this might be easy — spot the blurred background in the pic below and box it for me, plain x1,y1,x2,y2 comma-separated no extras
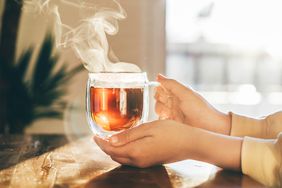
1,0,282,134
166,0,282,117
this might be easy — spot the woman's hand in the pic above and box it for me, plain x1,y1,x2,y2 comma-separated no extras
94,120,193,168
155,74,231,135
94,119,242,170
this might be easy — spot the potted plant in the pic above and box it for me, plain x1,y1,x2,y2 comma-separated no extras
0,0,83,134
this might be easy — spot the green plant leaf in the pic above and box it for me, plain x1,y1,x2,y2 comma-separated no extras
16,47,33,80
31,34,55,92
5,32,83,132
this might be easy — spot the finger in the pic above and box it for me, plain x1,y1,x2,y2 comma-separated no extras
156,75,171,94
155,101,167,114
93,135,107,146
167,95,186,122
94,136,112,155
109,124,152,147
157,73,167,80
155,85,172,98
157,74,189,100
110,156,133,166
155,101,171,118
155,100,184,122
155,86,169,96
125,137,154,168
94,136,130,158
111,137,154,168
155,92,173,105
171,107,185,123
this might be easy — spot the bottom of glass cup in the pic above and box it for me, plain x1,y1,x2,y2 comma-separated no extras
93,129,120,139
89,122,142,139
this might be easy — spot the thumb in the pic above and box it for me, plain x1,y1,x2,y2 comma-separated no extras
109,124,150,146
157,74,190,99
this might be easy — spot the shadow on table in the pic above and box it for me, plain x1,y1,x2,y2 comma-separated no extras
85,165,173,188
197,170,266,188
0,134,68,170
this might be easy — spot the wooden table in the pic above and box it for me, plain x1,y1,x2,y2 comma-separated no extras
0,135,265,188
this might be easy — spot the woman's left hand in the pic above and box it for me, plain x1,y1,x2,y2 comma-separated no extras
94,120,193,168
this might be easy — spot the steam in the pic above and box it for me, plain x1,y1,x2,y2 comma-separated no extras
23,0,141,73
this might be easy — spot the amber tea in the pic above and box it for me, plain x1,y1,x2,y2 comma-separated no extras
86,72,151,138
90,87,144,131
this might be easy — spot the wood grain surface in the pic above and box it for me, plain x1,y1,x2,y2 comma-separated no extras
0,135,265,188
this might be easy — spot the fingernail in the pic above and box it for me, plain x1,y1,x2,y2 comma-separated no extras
158,74,164,78
110,136,118,144
157,74,166,81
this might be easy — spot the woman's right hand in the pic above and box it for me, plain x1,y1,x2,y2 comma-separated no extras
155,74,231,135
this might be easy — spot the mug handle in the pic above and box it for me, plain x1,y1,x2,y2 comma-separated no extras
147,81,160,87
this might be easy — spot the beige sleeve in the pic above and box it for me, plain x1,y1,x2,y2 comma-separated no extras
230,111,282,138
241,133,282,187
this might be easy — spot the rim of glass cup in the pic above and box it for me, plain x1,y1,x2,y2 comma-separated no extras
88,72,149,88
88,71,148,77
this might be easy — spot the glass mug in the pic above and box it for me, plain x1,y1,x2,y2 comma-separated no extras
86,72,156,138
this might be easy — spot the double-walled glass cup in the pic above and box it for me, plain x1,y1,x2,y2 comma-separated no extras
86,72,150,138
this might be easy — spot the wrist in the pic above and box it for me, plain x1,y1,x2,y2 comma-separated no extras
183,126,207,161
183,126,242,170
223,112,232,135
213,110,232,135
